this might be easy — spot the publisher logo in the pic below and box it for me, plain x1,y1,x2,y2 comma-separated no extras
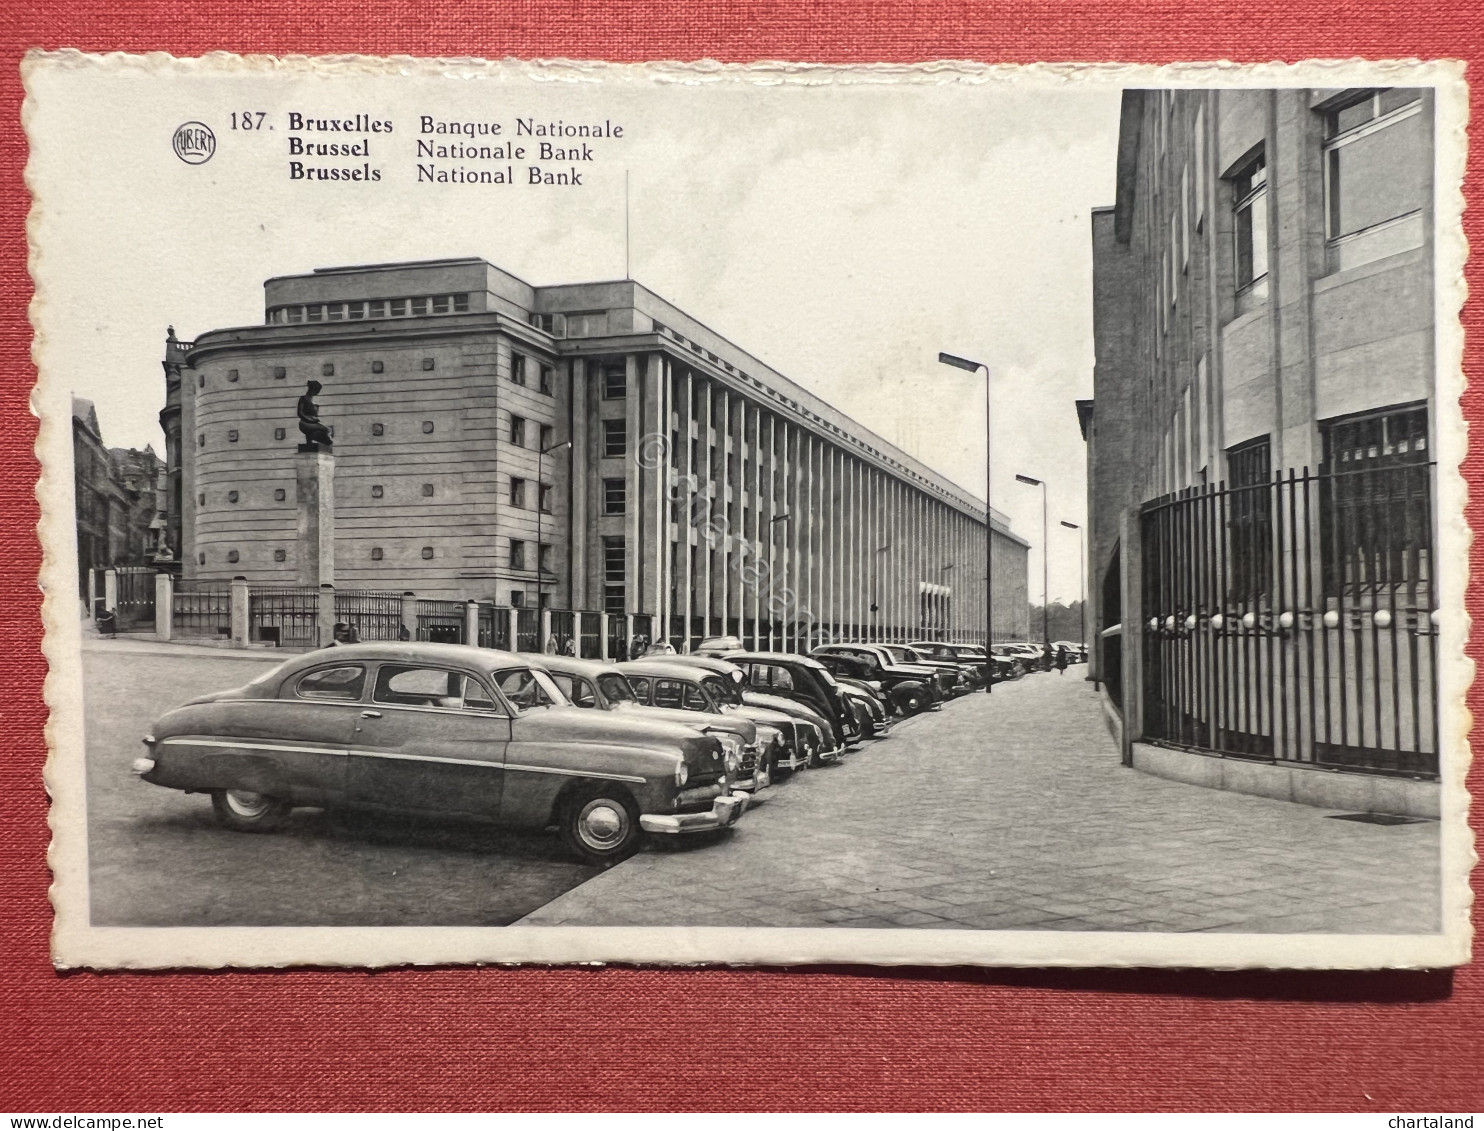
172,121,216,165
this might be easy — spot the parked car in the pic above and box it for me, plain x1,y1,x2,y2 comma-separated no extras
988,644,1029,679
1004,642,1048,671
692,635,746,655
806,652,894,737
719,652,860,753
1050,640,1088,663
907,641,991,689
663,654,833,772
132,642,749,866
813,643,945,713
532,655,779,791
873,643,973,696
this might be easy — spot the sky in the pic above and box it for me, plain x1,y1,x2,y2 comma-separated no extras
30,59,1120,604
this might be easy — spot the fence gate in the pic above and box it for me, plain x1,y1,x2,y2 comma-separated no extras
113,567,156,630
579,612,602,659
335,590,404,641
173,582,231,639
515,607,539,652
249,585,320,647
478,604,511,650
417,599,466,643
1139,463,1437,778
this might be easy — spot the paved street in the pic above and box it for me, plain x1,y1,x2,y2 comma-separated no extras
84,637,602,927
523,669,1442,932
84,636,1440,932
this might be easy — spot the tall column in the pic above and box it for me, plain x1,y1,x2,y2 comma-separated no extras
681,370,695,649
643,353,666,620
623,353,643,620
317,583,336,648
569,359,590,609
295,446,336,587
464,599,479,645
154,571,173,641
230,575,250,646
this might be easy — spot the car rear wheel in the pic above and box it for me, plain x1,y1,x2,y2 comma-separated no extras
210,788,292,833
893,685,929,716
560,785,641,866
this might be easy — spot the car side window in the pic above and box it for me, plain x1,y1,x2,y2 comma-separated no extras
492,667,555,713
374,665,466,709
295,665,366,701
681,683,710,711
768,665,795,692
653,679,685,709
463,676,498,711
569,678,597,708
627,676,651,703
747,665,770,690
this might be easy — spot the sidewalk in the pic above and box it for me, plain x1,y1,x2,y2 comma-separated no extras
520,672,1441,932
80,628,294,663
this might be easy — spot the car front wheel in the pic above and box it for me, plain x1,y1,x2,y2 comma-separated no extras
210,788,292,833
561,785,641,866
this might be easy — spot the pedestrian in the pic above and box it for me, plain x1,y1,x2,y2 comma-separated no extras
1054,645,1070,674
560,633,576,656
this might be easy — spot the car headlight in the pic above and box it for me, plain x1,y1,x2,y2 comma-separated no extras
675,759,689,787
716,733,744,774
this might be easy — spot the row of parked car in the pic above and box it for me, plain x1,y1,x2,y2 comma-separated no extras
130,635,1073,867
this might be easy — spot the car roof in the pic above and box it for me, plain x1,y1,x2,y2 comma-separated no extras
528,655,621,678
726,651,828,671
278,641,528,674
617,658,715,680
666,654,745,675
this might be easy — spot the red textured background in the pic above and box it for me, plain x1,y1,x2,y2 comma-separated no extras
1,2,1480,1113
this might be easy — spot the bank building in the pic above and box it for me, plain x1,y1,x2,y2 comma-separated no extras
158,257,1029,653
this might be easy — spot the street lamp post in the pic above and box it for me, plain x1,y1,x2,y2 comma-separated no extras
937,352,994,693
1016,473,1049,665
1060,520,1085,653
536,440,572,615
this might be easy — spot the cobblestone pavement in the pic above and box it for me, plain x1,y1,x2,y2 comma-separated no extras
522,671,1441,932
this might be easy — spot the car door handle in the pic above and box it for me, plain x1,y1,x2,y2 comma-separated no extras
360,710,382,719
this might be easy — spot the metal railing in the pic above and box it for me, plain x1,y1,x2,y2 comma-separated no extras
515,607,539,652
335,589,405,642
1139,463,1437,778
578,612,602,659
417,599,466,644
477,603,511,650
248,584,320,647
173,581,231,639
114,566,157,630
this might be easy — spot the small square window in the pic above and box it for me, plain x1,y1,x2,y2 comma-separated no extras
421,483,434,497
371,485,384,499
274,488,286,502
390,298,407,316
274,427,286,441
372,422,384,437
510,590,525,607
369,300,386,318
322,363,334,377
432,296,450,314
227,490,239,503
198,374,205,388
372,360,384,374
371,547,384,561
422,421,435,434
348,301,365,320
421,546,434,560
453,293,470,312
227,369,239,382
274,366,287,379
227,550,240,564
411,297,428,316
422,357,435,371
273,549,287,563
197,552,206,565
198,492,206,506
227,430,239,443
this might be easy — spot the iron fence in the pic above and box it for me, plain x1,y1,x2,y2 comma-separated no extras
478,603,511,650
515,607,539,652
578,612,602,659
248,584,320,647
1139,462,1437,778
417,599,466,644
114,567,157,630
173,581,231,639
335,589,405,642
548,609,575,652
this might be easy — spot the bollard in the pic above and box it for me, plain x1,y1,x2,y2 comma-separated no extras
464,599,479,646
154,572,174,641
229,576,250,647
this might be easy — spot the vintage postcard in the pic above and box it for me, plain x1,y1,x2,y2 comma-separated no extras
28,51,1473,969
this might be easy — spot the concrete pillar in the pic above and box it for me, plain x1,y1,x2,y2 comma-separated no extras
230,575,250,647
401,592,418,640
540,608,553,652
599,612,610,659
317,584,337,648
87,568,97,616
507,606,520,652
624,613,635,656
464,599,479,646
154,572,173,641
103,569,118,614
295,447,336,587
1118,506,1144,766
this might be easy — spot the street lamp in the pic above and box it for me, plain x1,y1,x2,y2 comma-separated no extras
1060,520,1085,653
768,513,790,651
938,351,994,693
1016,473,1049,664
536,439,572,614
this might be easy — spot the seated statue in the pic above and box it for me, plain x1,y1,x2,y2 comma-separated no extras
297,380,333,448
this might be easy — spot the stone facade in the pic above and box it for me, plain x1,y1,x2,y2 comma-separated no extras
164,257,1029,648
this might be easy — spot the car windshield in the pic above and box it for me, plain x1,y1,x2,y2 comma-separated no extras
490,666,568,713
596,672,635,704
701,675,738,707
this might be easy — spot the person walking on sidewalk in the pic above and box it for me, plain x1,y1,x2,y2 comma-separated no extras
1054,644,1070,674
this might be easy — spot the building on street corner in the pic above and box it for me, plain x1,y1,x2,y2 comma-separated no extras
160,257,1029,651
1082,86,1439,803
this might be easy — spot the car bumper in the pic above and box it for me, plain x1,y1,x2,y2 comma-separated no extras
640,792,750,834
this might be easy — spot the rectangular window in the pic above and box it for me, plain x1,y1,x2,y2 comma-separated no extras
368,300,385,318
539,365,554,395
410,297,428,316
1226,436,1272,600
602,536,625,613
1169,211,1179,301
432,295,450,315
390,298,406,316
1320,404,1431,600
347,301,365,320
1232,150,1269,293
510,477,526,508
539,424,553,451
306,304,324,322
538,543,552,574
1324,90,1426,271
287,306,305,324
511,354,527,386
453,293,470,312
510,415,526,447
509,538,526,571
538,483,553,514
603,477,626,515
326,303,345,321
601,364,627,399
602,418,627,458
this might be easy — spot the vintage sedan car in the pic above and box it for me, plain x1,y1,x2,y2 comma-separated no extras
872,643,972,696
662,654,831,771
719,652,859,752
132,642,749,866
907,641,991,689
534,655,782,791
811,643,941,714
803,651,894,736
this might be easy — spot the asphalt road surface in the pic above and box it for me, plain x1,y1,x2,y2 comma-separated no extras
84,639,609,926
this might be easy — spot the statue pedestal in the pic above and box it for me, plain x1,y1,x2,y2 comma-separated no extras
295,445,335,587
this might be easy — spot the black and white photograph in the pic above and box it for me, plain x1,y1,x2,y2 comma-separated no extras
27,53,1471,969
